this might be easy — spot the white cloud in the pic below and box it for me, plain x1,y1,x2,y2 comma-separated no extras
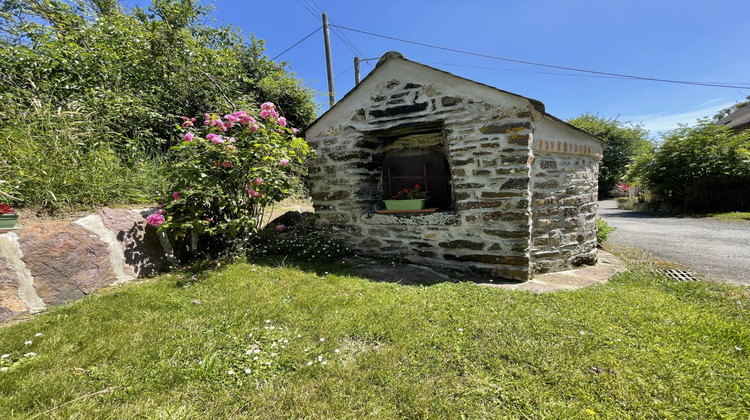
621,101,736,134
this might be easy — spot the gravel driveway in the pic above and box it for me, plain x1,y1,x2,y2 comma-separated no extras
598,200,750,285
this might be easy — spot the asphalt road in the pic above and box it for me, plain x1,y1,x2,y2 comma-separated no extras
597,200,750,285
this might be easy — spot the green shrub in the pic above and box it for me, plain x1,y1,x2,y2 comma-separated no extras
0,0,317,213
634,120,750,206
596,218,615,247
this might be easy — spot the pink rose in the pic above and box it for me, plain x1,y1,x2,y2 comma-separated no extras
206,133,224,144
225,114,239,123
279,158,289,166
261,102,276,111
221,161,233,168
223,121,233,129
254,177,263,185
146,213,165,227
291,128,298,134
278,117,287,127
248,188,261,197
184,132,194,142
260,109,270,119
275,224,286,232
156,209,165,215
172,191,180,200
250,124,259,132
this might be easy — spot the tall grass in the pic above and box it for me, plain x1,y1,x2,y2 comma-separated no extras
0,103,165,214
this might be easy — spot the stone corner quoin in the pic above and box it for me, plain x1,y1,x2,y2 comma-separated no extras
305,52,603,282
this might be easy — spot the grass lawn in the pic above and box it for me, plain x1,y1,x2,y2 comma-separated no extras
681,212,750,223
615,198,750,222
1,255,748,418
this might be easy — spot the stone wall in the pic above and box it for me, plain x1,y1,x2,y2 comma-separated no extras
529,152,599,273
0,208,174,322
529,117,602,273
308,75,538,281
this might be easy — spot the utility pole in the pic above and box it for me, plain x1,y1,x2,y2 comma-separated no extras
322,13,335,107
354,57,377,85
354,56,360,85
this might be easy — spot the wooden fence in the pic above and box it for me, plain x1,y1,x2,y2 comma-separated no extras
684,176,750,211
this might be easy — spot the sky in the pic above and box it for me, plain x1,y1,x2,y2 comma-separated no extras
204,0,749,138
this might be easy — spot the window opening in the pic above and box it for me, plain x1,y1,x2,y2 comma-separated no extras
382,152,452,209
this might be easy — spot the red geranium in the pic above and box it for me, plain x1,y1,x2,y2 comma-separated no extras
0,204,16,215
392,184,429,200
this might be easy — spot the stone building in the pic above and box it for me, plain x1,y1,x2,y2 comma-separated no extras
716,105,750,134
304,52,605,282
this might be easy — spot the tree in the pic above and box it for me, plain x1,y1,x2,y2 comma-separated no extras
0,0,317,212
635,120,750,205
567,114,653,197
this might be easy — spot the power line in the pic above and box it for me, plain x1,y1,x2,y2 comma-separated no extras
335,65,354,80
270,26,321,62
331,24,750,90
418,60,630,80
303,0,368,63
295,0,318,19
301,0,323,16
295,1,370,69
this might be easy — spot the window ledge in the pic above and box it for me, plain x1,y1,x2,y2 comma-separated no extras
360,210,461,226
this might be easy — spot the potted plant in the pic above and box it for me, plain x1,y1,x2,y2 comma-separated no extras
384,184,429,210
0,204,18,229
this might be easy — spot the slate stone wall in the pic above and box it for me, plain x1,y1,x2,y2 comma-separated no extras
529,152,599,273
0,208,174,322
307,78,537,281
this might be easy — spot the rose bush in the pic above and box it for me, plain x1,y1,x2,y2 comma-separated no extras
151,102,312,257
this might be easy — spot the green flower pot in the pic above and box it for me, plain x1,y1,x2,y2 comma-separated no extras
0,213,18,229
384,199,426,211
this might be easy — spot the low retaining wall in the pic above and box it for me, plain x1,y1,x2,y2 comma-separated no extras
0,208,174,323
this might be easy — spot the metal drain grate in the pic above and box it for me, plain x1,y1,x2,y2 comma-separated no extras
662,269,696,281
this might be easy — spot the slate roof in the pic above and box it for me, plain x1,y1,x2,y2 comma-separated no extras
716,105,750,130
